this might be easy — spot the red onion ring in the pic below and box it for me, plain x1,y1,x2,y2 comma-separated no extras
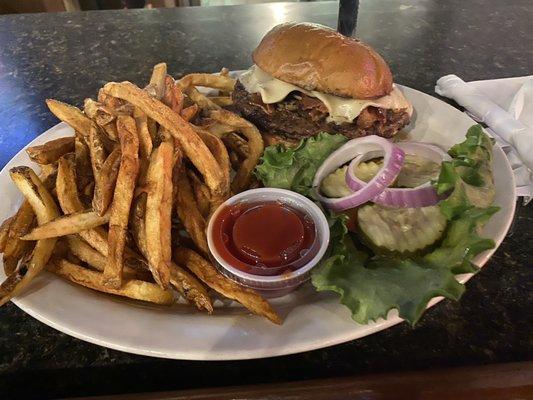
312,136,405,211
345,142,451,208
396,142,450,164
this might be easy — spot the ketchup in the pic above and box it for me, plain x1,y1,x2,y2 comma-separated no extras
210,201,318,276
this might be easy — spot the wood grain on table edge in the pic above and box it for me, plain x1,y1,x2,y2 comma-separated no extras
71,361,533,399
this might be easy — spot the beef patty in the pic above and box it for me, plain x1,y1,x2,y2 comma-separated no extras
231,82,411,140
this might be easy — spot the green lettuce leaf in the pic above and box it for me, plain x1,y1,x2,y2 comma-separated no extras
437,124,496,219
311,231,465,325
254,132,347,196
448,124,493,163
257,127,499,326
424,206,499,274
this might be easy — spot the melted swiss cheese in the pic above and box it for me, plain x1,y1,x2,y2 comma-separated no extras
239,65,412,124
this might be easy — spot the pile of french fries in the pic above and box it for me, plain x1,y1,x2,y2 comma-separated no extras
0,63,281,324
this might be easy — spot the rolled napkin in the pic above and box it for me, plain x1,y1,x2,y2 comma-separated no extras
436,75,533,201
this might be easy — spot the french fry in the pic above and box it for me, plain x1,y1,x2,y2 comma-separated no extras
66,235,151,281
222,132,250,159
74,131,93,194
219,67,230,77
144,140,173,288
177,73,236,92
57,154,146,270
192,125,231,176
101,122,119,142
142,63,162,144
183,85,220,111
133,108,153,162
46,99,92,139
130,193,212,311
83,98,116,126
146,118,158,144
201,120,236,137
57,154,85,213
2,167,56,274
104,116,140,288
218,67,231,96
130,193,149,256
160,143,175,274
2,202,34,275
85,97,133,121
97,94,135,119
180,104,199,122
99,90,126,110
174,248,281,324
191,124,231,200
102,82,227,197
26,137,75,165
83,228,110,256
0,216,14,253
47,258,174,305
9,167,60,225
0,167,60,307
40,163,57,177
146,118,158,145
88,123,107,179
169,262,212,313
162,75,184,114
187,170,210,218
209,109,264,193
92,147,121,216
170,145,183,214
115,103,135,116
228,150,241,171
147,62,167,100
172,84,185,114
175,172,209,256
57,154,109,255
66,235,110,271
208,96,233,107
133,107,153,187
21,210,110,241
100,135,116,153
97,88,111,105
158,125,172,143
0,64,292,321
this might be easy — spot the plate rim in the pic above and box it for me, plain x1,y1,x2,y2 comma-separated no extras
1,84,517,360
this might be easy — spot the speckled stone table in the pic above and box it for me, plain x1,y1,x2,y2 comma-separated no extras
0,1,531,398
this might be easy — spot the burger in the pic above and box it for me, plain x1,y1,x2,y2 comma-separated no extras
232,22,413,146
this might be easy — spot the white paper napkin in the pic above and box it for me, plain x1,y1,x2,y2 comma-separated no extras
435,75,533,202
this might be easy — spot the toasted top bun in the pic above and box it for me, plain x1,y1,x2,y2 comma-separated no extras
252,22,393,99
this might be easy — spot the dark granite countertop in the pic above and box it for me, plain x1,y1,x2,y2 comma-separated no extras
0,1,531,398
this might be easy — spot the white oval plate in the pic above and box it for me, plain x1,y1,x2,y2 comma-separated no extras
0,84,516,360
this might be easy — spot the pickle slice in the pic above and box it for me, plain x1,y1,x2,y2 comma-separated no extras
358,203,447,254
354,160,382,183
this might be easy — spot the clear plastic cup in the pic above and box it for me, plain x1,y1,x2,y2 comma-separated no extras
207,188,330,298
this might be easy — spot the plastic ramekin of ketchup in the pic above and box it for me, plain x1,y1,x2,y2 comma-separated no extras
207,188,330,298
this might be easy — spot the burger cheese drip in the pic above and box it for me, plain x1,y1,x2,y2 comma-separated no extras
239,65,413,124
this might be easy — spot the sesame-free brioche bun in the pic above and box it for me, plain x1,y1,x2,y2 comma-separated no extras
252,22,393,99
